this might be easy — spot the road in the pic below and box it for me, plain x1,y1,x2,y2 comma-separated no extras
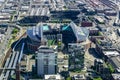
0,0,22,65
0,26,13,63
0,0,9,10
0,42,25,80
0,0,11,56
84,44,102,69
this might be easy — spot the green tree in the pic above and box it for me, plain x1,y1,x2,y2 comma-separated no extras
66,77,71,80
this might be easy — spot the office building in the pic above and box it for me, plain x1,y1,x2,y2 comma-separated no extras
94,59,104,73
35,46,57,77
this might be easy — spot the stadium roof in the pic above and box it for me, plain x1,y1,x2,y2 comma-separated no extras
27,24,50,42
69,22,89,41
27,26,43,42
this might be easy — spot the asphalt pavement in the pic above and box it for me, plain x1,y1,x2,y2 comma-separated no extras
0,26,13,63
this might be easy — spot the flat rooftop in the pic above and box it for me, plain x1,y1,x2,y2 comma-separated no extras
103,51,120,56
110,56,120,68
112,73,120,80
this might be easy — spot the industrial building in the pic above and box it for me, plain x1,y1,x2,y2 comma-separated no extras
50,10,80,21
103,51,120,73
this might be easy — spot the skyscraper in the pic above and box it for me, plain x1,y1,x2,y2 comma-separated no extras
35,46,57,77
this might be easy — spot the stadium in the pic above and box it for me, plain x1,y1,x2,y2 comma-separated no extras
26,22,89,52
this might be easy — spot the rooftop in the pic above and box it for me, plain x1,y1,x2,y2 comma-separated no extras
73,74,86,80
104,51,120,72
103,51,120,56
94,16,104,23
26,24,50,42
45,74,64,80
36,46,55,54
109,56,120,70
69,22,89,41
112,73,120,80
30,7,50,16
27,26,43,42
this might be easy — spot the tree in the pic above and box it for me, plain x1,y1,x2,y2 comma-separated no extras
12,28,19,34
93,77,102,80
66,77,71,80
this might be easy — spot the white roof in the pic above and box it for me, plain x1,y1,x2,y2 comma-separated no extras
0,0,4,2
95,16,104,22
45,74,62,79
112,74,120,80
104,51,120,56
118,29,120,32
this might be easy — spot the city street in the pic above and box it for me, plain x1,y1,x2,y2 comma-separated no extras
0,26,13,63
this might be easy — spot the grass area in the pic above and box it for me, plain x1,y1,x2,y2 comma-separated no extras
7,38,14,48
93,77,102,80
98,32,102,36
11,28,19,39
10,15,14,21
96,40,101,45
7,28,19,48
107,63,115,73
10,11,16,21
66,77,72,80
47,40,56,46
12,28,19,34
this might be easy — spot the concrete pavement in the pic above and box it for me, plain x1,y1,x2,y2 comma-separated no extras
0,26,13,66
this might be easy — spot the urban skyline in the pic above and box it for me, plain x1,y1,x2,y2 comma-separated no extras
0,0,120,80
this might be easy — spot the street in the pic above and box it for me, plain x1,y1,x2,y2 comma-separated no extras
0,26,13,63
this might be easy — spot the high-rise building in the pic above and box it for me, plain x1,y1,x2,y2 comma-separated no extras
57,34,62,50
35,46,57,77
94,59,104,73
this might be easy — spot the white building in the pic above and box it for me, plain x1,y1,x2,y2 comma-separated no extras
36,46,57,77
44,74,64,80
